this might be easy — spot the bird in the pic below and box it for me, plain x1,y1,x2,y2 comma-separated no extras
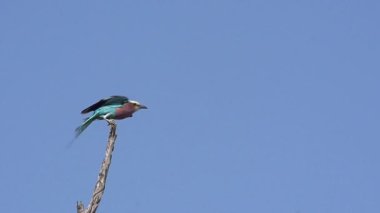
75,95,147,138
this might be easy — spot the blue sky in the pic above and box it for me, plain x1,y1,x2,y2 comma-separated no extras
0,0,379,212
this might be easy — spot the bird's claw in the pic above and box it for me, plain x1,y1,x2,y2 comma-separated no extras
105,119,115,125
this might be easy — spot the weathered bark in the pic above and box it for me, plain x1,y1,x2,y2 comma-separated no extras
77,121,118,213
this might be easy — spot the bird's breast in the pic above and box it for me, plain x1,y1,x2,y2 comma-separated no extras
114,107,133,120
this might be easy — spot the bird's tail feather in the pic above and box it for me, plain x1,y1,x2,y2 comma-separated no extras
75,113,99,138
65,113,99,148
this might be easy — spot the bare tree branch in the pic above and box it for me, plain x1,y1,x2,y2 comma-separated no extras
77,201,84,213
77,121,118,213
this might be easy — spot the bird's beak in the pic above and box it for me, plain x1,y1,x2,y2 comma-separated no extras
139,104,148,109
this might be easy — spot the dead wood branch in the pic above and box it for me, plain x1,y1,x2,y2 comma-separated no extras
77,121,118,213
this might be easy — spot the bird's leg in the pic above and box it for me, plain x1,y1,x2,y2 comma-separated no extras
102,113,115,125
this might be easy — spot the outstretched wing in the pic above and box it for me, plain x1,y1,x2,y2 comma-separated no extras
81,95,129,114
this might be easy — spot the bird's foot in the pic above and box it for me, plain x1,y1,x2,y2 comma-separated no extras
105,119,115,125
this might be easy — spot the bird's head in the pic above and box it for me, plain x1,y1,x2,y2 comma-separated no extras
128,100,148,112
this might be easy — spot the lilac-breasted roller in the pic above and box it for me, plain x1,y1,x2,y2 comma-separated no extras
75,96,147,138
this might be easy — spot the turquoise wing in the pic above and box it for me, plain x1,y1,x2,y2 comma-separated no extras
81,96,129,114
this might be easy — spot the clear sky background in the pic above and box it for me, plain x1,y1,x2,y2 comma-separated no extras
0,0,379,212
